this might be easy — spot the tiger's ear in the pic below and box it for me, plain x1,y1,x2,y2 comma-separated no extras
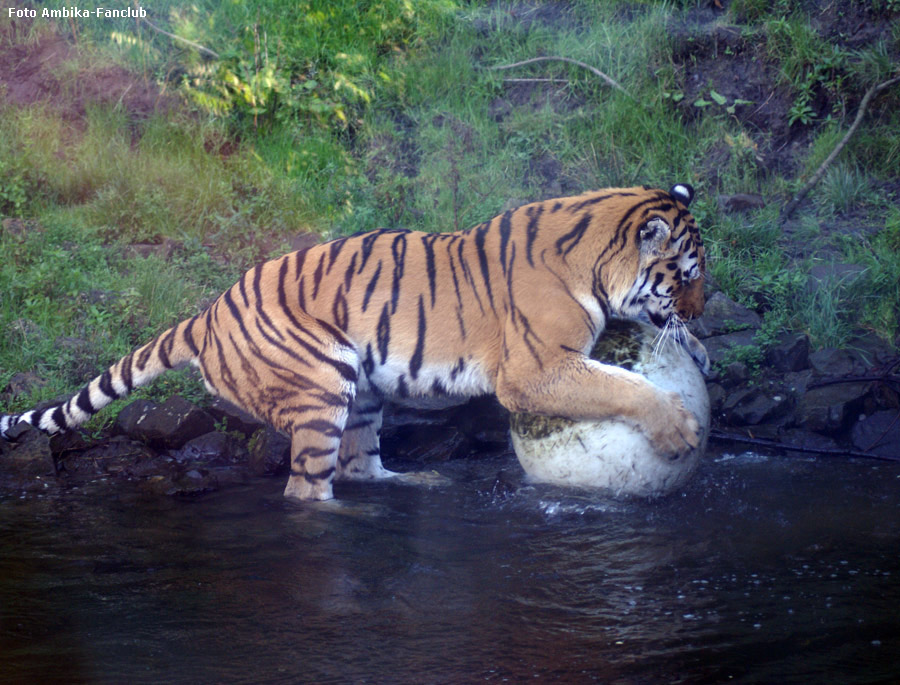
639,217,671,255
670,183,694,206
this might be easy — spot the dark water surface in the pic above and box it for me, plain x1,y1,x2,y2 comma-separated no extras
1,450,899,684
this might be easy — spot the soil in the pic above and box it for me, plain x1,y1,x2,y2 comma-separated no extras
0,16,172,124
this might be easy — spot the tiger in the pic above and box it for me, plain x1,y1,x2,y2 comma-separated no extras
1,184,707,501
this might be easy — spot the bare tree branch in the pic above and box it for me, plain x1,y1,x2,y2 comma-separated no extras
141,16,220,60
781,74,900,221
487,56,629,96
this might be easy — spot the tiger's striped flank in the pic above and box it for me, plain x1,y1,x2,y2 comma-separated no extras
2,185,706,501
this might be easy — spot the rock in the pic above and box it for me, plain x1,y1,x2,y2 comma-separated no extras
718,193,765,213
248,427,290,476
702,329,757,366
690,292,761,339
113,399,159,436
793,382,870,434
206,397,265,437
766,332,810,372
808,348,865,377
724,388,791,426
722,360,750,387
171,431,248,466
57,436,158,480
0,424,54,477
119,396,216,449
851,411,900,458
707,383,727,414
780,428,841,456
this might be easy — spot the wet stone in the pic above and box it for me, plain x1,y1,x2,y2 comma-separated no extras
171,431,248,466
766,332,810,373
689,292,761,339
0,425,54,478
122,396,216,450
248,427,290,477
793,382,870,434
851,410,900,458
206,397,264,437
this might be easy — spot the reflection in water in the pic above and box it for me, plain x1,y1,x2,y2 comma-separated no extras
1,451,899,683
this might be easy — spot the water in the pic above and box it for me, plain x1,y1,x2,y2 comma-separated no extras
2,450,899,684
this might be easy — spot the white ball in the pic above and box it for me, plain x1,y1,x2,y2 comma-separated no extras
510,320,710,498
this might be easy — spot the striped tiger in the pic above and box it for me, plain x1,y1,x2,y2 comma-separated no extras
1,184,707,501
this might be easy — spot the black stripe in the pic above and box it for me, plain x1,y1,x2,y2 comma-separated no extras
362,260,382,312
254,261,285,341
555,212,592,258
51,405,67,431
474,221,495,309
525,204,543,267
377,302,391,364
284,327,357,383
568,192,633,213
121,352,135,392
304,467,336,483
76,386,95,415
333,286,349,331
98,370,120,400
296,419,343,438
445,239,464,310
363,344,375,377
396,375,408,398
183,315,200,356
390,232,407,314
359,231,381,272
409,295,426,380
294,247,309,281
312,253,325,299
158,327,177,369
327,237,347,274
456,237,485,314
423,234,438,307
238,270,250,309
499,210,513,276
343,252,357,292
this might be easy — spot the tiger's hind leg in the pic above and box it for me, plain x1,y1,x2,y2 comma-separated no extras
336,393,393,481
335,392,452,489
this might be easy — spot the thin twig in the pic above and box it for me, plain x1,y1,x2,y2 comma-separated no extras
781,73,900,221
141,16,220,60
503,78,570,84
487,56,629,96
709,429,900,462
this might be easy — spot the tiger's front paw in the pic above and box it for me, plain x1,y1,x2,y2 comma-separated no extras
646,391,700,459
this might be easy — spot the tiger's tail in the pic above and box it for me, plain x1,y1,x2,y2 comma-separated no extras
0,313,205,439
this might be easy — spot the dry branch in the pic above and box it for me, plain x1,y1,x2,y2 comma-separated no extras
487,56,629,96
781,74,900,221
709,429,900,462
141,16,220,60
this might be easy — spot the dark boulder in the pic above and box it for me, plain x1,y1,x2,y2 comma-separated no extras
690,291,761,339
248,427,290,476
765,332,810,372
850,410,900,458
116,396,216,449
792,382,870,434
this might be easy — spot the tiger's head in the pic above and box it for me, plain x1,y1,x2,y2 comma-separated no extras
605,183,706,328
